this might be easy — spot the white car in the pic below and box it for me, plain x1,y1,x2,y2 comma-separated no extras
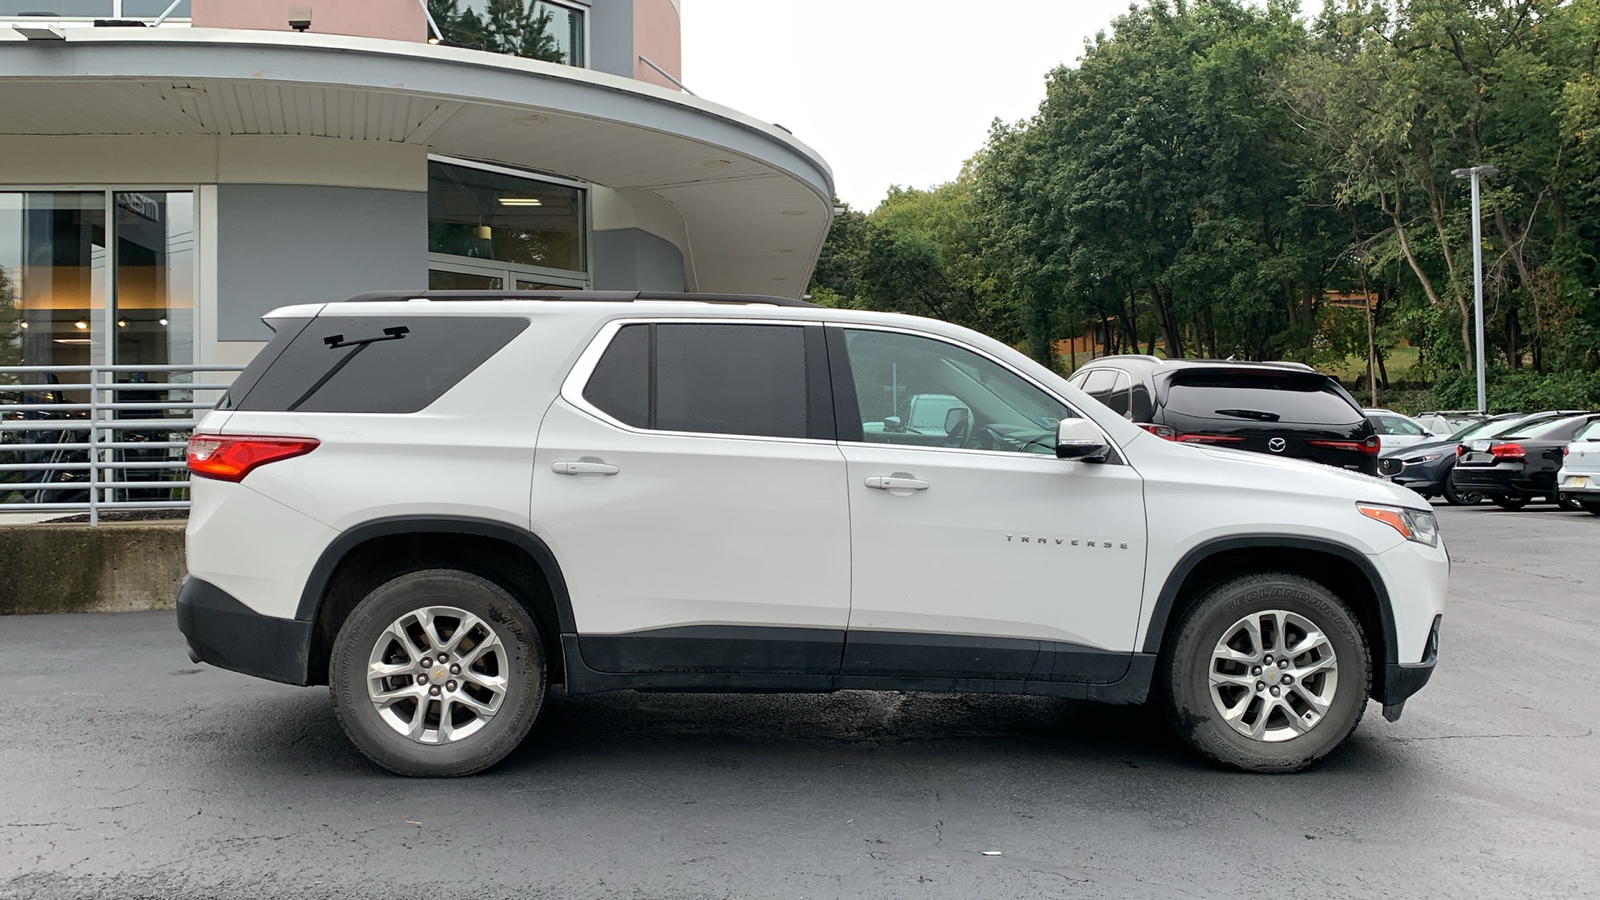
1366,409,1444,451
1558,419,1600,515
177,291,1448,777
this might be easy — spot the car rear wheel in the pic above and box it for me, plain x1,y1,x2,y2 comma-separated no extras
1580,498,1600,517
329,569,546,777
1492,495,1529,510
1161,573,1370,773
1442,478,1481,506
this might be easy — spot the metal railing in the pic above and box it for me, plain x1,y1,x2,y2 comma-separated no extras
0,365,244,524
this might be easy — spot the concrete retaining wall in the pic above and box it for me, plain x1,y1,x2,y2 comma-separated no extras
0,523,185,615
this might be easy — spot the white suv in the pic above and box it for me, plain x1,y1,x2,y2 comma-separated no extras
177,291,1447,776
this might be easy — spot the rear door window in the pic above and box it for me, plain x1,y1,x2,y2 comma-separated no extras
582,322,816,440
1162,373,1363,425
232,316,529,413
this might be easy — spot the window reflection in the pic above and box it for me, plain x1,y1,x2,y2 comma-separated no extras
428,161,586,274
0,192,106,371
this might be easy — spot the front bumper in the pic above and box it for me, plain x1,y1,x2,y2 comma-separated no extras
176,576,314,686
1378,614,1441,720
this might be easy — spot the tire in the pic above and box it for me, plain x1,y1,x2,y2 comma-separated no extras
1492,495,1528,510
1442,476,1481,506
1557,492,1582,512
1160,573,1370,774
329,569,546,777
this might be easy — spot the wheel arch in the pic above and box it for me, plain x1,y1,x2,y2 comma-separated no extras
1142,536,1398,701
296,516,575,687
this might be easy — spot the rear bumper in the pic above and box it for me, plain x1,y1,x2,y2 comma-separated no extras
176,576,313,686
1451,467,1550,497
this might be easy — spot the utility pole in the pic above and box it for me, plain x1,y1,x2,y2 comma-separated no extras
1452,164,1498,414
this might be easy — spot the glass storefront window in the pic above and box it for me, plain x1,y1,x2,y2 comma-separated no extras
428,160,587,283
113,191,193,369
428,270,504,290
0,192,107,371
0,190,194,370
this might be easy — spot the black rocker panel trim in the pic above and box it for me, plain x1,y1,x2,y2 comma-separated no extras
574,624,1131,685
294,516,577,634
1140,534,1401,691
562,634,1157,705
177,576,314,686
841,630,1131,684
578,625,845,675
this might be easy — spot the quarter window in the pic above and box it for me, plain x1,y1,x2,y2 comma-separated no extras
230,316,528,414
583,323,812,440
841,329,1071,455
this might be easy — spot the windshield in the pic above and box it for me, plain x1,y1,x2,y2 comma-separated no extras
1449,419,1511,441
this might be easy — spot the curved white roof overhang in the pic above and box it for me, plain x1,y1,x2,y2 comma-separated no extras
0,28,835,297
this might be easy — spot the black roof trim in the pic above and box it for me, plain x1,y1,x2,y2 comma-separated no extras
341,290,819,308
1078,356,1318,373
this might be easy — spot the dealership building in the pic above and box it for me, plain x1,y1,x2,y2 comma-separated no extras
0,0,834,373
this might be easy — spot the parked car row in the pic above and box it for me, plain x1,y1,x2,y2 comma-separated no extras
1068,356,1598,516
1378,411,1600,512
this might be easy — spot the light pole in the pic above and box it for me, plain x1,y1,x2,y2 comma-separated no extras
1452,164,1498,414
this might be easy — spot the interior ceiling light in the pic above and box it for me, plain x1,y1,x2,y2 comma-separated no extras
53,338,91,344
497,198,543,206
116,319,128,327
514,114,548,126
158,318,169,326
473,225,492,240
18,322,27,329
171,86,205,97
74,320,88,330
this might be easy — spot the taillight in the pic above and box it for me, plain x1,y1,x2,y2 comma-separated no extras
187,434,320,482
1488,442,1525,460
1176,433,1246,444
1308,436,1382,455
1457,445,1467,457
1137,423,1177,440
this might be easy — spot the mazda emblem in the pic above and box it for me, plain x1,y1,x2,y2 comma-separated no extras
1268,437,1287,453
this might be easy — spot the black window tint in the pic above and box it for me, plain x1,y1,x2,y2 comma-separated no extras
583,324,649,428
1163,373,1363,425
236,316,528,414
218,317,311,410
653,324,808,438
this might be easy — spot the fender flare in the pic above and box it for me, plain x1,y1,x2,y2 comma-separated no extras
293,515,577,634
1140,535,1398,669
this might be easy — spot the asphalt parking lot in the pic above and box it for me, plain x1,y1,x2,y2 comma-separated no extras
2,504,1596,900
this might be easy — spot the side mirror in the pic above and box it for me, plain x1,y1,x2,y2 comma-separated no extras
1056,418,1110,463
943,406,969,435
883,415,903,433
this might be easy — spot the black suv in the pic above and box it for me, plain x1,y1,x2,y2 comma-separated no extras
1069,357,1379,475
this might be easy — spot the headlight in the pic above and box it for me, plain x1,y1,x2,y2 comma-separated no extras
1357,503,1439,547
1402,453,1443,465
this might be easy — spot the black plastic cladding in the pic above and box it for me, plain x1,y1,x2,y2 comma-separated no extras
341,290,820,308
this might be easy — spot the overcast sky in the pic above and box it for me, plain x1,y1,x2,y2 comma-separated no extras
680,0,1137,211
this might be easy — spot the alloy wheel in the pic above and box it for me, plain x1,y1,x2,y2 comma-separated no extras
366,606,508,745
1208,609,1339,743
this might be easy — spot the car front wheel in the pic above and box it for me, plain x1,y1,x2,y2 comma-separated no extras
1161,573,1370,773
329,569,546,777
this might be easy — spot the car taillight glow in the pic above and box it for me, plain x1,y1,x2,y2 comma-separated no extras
1137,423,1177,440
1176,433,1246,444
1489,442,1525,460
1308,436,1382,455
187,435,320,482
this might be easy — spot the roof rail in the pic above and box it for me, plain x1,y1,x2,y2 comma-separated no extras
341,290,819,308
